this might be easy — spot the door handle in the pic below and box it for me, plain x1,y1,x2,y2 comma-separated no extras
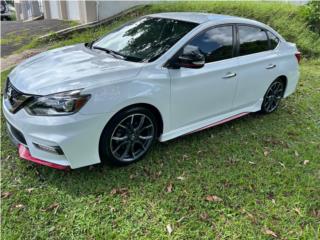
266,64,276,69
223,72,236,79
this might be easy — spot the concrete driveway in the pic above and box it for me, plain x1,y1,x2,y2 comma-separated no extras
1,19,72,57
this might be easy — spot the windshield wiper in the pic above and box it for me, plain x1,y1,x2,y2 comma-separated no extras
84,40,95,49
92,46,125,60
92,46,143,62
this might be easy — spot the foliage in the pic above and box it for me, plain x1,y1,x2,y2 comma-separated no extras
5,0,14,5
302,0,320,34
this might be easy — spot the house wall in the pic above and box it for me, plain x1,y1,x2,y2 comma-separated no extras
97,0,144,20
48,0,60,19
41,0,147,24
14,0,42,21
80,0,98,23
65,0,81,20
14,0,311,22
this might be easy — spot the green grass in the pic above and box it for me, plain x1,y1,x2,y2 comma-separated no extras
1,62,319,239
0,38,11,45
1,1,320,239
1,32,30,48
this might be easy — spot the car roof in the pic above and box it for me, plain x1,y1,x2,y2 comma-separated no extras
148,12,252,24
148,12,275,31
147,12,284,40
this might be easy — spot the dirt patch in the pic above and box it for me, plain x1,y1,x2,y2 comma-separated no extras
1,48,47,72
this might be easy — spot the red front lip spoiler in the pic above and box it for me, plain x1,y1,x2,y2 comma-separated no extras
18,144,70,170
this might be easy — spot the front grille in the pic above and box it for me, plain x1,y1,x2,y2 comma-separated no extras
6,80,21,105
4,78,33,113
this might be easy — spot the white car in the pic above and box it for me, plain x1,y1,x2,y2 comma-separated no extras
3,13,300,169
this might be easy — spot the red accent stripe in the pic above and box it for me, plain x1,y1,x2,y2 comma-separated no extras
18,144,70,170
188,112,249,135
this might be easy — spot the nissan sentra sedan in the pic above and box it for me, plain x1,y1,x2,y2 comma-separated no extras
3,13,300,169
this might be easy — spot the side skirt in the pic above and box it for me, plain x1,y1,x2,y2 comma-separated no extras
186,112,249,135
159,101,263,142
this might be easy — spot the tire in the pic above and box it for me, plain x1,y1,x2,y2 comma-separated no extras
261,78,285,114
99,107,158,166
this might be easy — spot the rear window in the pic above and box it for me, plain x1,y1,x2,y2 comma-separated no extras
267,31,280,49
238,25,269,56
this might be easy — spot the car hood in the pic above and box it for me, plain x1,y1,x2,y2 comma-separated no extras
9,44,144,95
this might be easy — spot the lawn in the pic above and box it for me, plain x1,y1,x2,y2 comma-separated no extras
1,1,320,239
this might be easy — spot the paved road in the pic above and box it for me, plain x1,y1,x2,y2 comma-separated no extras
1,20,72,57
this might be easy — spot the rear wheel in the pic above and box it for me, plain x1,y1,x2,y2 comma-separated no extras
99,107,157,166
261,79,285,113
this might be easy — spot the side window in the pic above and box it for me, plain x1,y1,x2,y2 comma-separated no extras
238,25,269,56
267,31,279,49
187,26,234,63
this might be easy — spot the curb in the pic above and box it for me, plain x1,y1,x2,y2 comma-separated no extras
37,5,147,43
22,15,44,22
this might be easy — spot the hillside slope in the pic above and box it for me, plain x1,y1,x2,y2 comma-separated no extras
44,1,320,60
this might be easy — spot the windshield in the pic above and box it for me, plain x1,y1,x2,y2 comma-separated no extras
92,17,198,62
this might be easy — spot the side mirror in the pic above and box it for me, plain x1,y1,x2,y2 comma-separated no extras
172,45,205,69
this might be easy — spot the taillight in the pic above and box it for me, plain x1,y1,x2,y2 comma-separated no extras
295,52,301,64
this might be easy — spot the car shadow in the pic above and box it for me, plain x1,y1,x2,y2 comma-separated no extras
26,112,269,197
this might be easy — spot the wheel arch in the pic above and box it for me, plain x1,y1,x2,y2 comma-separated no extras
277,75,288,96
107,103,164,138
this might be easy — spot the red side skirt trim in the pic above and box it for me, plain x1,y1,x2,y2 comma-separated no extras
18,144,70,170
187,112,249,135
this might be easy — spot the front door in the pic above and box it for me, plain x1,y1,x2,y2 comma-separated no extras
169,25,239,130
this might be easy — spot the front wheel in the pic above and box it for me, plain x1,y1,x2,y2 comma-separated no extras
261,79,285,113
99,107,157,166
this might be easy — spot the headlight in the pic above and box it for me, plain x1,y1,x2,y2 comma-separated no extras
25,90,90,116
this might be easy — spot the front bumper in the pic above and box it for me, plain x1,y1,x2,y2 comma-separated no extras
18,144,70,170
3,100,113,169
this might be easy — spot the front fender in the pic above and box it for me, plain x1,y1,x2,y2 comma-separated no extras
79,70,171,133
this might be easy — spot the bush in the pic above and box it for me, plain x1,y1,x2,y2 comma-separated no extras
302,0,320,34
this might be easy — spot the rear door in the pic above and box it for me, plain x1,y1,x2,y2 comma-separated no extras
233,25,281,109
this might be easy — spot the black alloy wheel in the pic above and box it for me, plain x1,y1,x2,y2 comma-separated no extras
99,107,157,166
261,79,285,113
